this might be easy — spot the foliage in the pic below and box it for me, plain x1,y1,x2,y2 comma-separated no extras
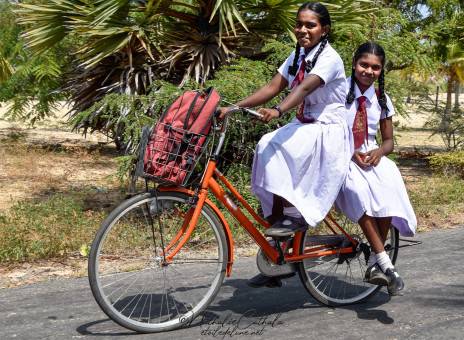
78,46,294,181
427,150,464,178
425,102,464,150
69,82,183,149
0,0,74,124
17,0,375,82
12,0,376,132
206,51,294,170
0,194,105,262
332,7,437,118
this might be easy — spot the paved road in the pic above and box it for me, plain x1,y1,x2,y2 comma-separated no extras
1,227,463,339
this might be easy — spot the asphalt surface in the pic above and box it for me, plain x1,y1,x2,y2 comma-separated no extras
1,226,463,339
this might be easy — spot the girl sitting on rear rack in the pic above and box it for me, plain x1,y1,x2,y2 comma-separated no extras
335,42,417,296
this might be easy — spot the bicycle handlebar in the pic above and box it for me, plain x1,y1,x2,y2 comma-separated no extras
215,106,263,133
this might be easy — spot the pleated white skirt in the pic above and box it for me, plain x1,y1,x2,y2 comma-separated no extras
251,117,352,227
335,141,417,237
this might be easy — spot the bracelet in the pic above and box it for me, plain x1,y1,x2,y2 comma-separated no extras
271,105,283,118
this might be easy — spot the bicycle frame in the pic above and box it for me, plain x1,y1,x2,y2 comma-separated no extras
157,159,358,276
155,107,358,276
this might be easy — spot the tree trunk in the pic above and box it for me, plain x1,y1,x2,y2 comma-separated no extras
454,80,460,112
446,76,453,112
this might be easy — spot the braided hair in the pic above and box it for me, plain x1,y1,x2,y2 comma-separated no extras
346,42,390,115
288,2,331,76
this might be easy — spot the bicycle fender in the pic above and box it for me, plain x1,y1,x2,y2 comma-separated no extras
157,186,234,276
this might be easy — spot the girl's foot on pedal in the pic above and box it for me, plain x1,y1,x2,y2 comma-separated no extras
264,215,309,237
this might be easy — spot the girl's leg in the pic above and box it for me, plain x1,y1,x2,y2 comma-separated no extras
267,195,284,225
358,214,390,282
358,214,384,254
264,196,307,237
358,214,393,270
377,217,392,244
248,196,303,288
266,195,301,224
359,214,403,295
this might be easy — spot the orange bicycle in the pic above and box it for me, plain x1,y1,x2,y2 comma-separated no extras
88,105,405,333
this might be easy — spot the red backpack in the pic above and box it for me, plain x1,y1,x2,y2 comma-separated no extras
141,87,221,186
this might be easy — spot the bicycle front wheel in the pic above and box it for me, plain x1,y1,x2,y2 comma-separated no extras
297,214,399,306
88,191,227,333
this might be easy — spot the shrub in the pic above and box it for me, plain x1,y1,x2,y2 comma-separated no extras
427,150,464,178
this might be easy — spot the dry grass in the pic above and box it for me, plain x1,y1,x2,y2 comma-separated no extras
0,127,120,211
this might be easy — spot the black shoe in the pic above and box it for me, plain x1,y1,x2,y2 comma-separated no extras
385,267,404,296
364,264,389,286
264,215,309,237
247,273,296,288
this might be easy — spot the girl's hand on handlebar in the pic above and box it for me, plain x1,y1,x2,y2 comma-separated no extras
217,106,233,120
256,107,279,123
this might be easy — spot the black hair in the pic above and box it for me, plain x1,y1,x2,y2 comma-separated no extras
288,2,331,76
346,42,390,115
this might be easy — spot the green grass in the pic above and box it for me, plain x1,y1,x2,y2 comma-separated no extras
0,193,106,262
409,174,464,215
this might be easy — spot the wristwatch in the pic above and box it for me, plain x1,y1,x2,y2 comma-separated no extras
271,105,283,118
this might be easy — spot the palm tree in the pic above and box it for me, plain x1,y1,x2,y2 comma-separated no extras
0,0,15,83
444,43,464,112
16,0,375,147
0,56,14,83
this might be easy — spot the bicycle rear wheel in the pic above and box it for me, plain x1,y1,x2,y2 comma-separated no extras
88,191,227,333
297,213,399,306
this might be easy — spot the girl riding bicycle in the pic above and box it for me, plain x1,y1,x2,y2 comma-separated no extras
335,42,417,296
220,2,352,287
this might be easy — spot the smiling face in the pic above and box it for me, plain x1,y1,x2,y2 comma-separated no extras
353,53,383,93
295,9,330,54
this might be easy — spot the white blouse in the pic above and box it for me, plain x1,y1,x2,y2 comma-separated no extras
278,42,348,123
345,77,395,139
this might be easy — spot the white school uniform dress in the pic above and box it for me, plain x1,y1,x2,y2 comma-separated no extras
251,43,352,227
335,78,417,236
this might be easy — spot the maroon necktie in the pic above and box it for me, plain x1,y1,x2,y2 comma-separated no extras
290,58,315,123
352,96,368,149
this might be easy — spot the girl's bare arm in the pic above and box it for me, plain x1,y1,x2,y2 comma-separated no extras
364,116,394,167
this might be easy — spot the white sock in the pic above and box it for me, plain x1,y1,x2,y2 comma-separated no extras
283,206,302,218
368,251,377,267
376,251,394,273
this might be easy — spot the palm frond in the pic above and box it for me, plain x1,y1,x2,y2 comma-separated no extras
0,57,14,82
16,1,84,53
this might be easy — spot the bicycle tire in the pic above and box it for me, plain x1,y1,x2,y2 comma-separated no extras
88,191,227,333
297,215,399,306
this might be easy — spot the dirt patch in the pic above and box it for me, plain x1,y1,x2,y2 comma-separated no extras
0,256,88,289
0,103,120,211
